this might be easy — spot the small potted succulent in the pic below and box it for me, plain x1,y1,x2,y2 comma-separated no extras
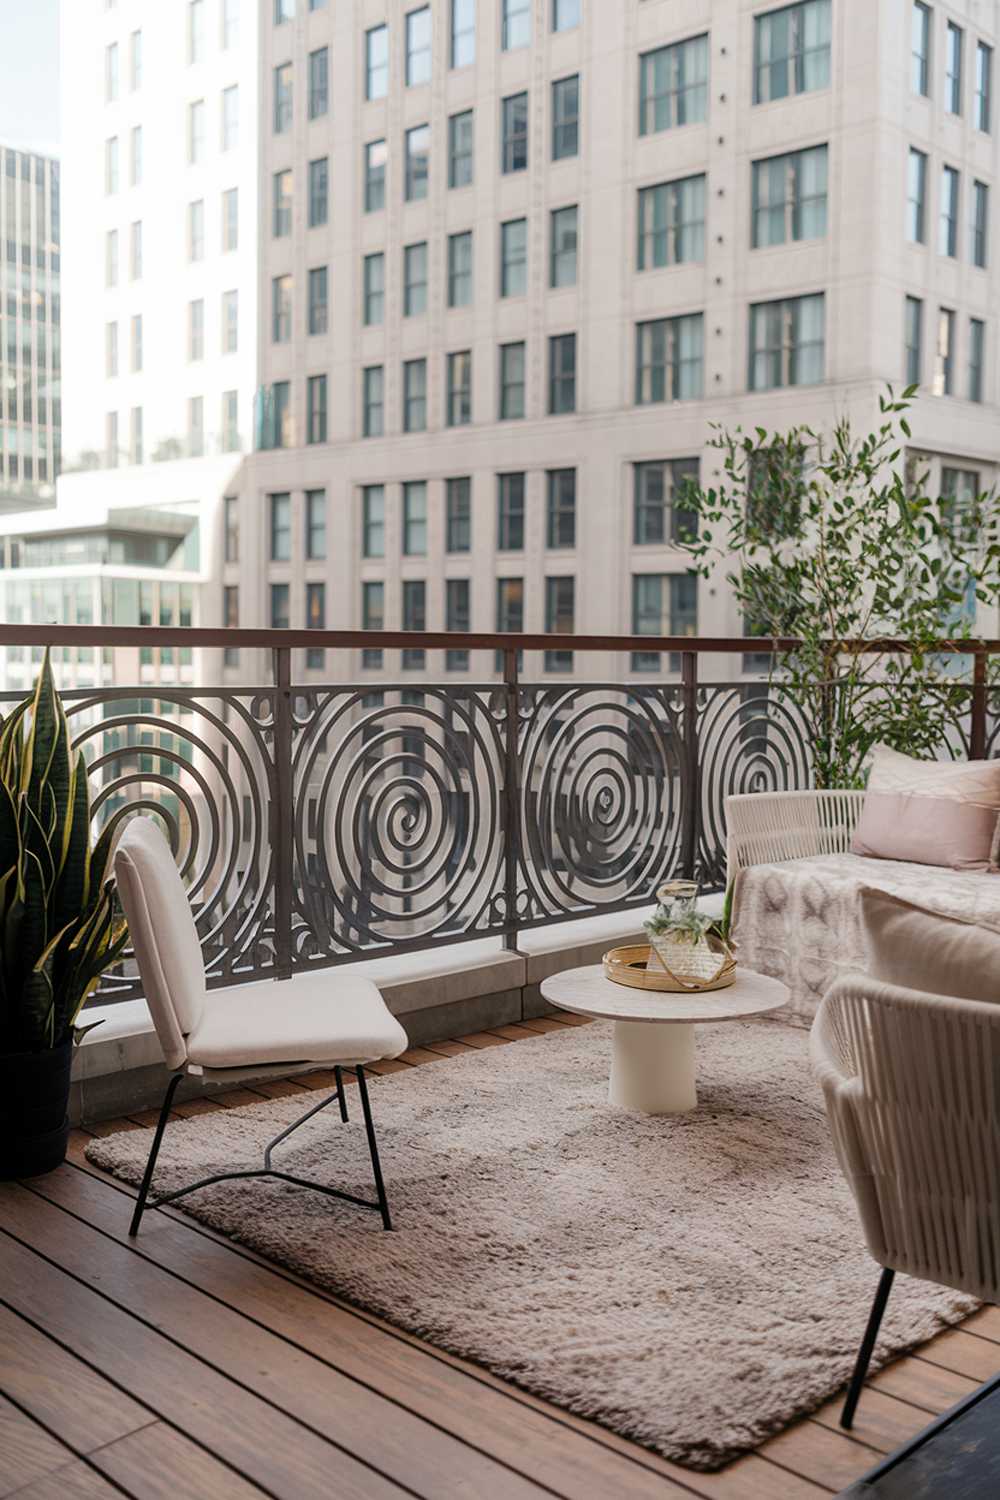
0,650,128,1178
644,880,733,987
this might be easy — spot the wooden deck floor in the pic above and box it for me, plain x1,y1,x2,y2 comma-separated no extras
2,1013,997,1500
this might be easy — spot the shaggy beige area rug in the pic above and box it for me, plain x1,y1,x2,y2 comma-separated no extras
87,1019,975,1471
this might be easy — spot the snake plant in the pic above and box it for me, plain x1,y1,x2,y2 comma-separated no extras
0,650,128,1052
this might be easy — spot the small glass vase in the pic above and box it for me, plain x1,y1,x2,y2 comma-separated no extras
648,880,721,983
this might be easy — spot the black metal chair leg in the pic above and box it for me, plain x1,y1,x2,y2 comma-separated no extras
841,1266,896,1430
129,1072,183,1238
262,1086,341,1170
355,1066,392,1231
334,1066,349,1122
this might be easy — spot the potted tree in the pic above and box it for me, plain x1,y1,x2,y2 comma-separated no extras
0,651,128,1178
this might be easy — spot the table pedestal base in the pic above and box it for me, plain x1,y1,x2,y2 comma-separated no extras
609,1020,696,1114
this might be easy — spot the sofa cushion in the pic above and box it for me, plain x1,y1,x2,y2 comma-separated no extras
851,744,1000,871
859,884,1000,1004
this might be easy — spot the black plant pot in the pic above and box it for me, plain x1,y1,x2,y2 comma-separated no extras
0,1036,73,1179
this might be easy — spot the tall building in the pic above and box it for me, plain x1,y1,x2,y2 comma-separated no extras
56,0,1000,687
0,142,61,506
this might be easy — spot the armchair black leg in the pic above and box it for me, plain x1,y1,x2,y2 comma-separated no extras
355,1066,392,1231
334,1066,349,1123
841,1266,895,1430
129,1071,183,1238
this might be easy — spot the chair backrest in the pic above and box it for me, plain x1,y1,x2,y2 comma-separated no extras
812,975,1000,1301
114,817,207,1072
726,789,866,882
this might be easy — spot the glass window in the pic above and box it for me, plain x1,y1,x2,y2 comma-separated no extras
446,476,472,550
105,136,119,194
309,156,328,226
404,241,428,315
130,29,142,89
131,123,144,184
501,218,527,295
638,174,705,267
405,124,430,200
969,317,985,402
976,42,992,131
635,314,704,402
449,109,474,187
363,366,384,436
639,34,708,134
553,0,580,33
222,85,239,150
308,265,328,334
105,320,118,379
105,41,118,102
447,350,472,426
751,146,827,247
502,92,529,173
546,469,576,547
907,148,927,242
548,333,576,414
362,487,385,558
402,580,426,666
496,577,524,638
270,583,290,630
365,140,387,212
946,21,963,113
544,576,575,672
404,358,427,431
933,307,955,395
270,492,291,561
362,582,385,669
307,374,327,443
130,406,144,465
221,395,238,459
502,0,530,51
224,496,239,562
305,582,325,667
367,25,389,100
904,295,922,385
633,459,699,545
972,179,988,267
748,294,825,390
452,0,475,67
222,0,239,49
406,8,432,86
188,198,205,259
552,75,579,160
446,578,471,668
364,252,385,324
403,481,428,554
222,186,239,250
631,575,697,671
221,289,238,352
498,473,525,549
274,62,293,133
912,3,930,95
939,164,959,256
550,205,578,286
189,0,205,57
106,228,118,286
275,0,295,21
188,298,204,360
260,381,292,449
273,169,292,235
223,579,239,641
753,0,831,104
307,47,329,121
272,274,292,342
500,342,526,419
448,230,473,306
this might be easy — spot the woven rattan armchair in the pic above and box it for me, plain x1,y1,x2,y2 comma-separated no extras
725,789,867,885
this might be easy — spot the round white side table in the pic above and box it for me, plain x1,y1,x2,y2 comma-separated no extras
540,964,789,1115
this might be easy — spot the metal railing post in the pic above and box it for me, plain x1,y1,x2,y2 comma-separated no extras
501,647,522,950
679,651,700,882
272,644,294,980
971,648,988,761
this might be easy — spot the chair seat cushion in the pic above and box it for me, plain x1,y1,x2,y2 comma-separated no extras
185,972,408,1069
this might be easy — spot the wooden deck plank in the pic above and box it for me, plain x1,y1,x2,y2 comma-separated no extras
868,1354,980,1413
7,1460,129,1500
0,1394,76,1499
754,1416,882,1491
421,1039,477,1057
911,1330,1000,1383
809,1386,939,1455
91,1422,270,1500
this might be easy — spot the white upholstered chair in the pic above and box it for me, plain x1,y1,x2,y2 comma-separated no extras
114,817,408,1237
725,789,866,884
812,973,1000,1428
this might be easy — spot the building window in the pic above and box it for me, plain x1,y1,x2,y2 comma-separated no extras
751,146,827,247
222,85,239,150
188,299,204,361
404,359,427,432
403,481,428,555
272,274,292,342
552,75,579,160
912,3,930,96
106,229,118,287
273,169,292,236
497,473,525,550
188,198,205,259
501,218,527,296
189,397,205,457
946,21,963,114
548,333,576,414
405,124,430,200
499,342,526,419
188,0,205,60
636,314,704,403
362,487,385,558
550,205,578,286
307,374,327,443
972,179,988,267
309,47,329,118
452,0,475,68
270,583,290,631
365,140,387,212
106,411,119,468
447,477,472,551
907,148,927,243
130,29,142,89
223,0,239,49
308,265,328,334
223,585,239,663
270,493,291,561
105,136,119,194
939,165,959,257
933,307,955,395
448,231,473,306
306,582,325,668
404,242,428,316
633,459,699,545
224,497,239,562
366,24,389,100
259,381,292,449
502,0,530,51
402,580,426,667
406,7,432,86
364,252,385,324
748,294,825,390
131,123,144,185
976,42,992,131
639,34,708,135
638,175,705,267
222,391,239,452
222,186,238,250
502,92,529,173
544,577,575,672
753,0,831,105
105,41,119,102
969,318,985,403
105,320,118,379
904,295,922,385
220,289,238,353
631,575,697,671
362,582,385,667
449,109,474,187
275,0,295,22
447,351,472,426
496,578,524,645
547,469,576,548
363,366,384,436
446,579,471,669
308,157,328,227
274,62,293,133
553,0,580,33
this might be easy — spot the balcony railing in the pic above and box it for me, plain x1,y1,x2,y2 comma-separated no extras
1,625,998,1007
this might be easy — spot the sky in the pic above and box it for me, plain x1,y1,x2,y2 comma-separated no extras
0,0,60,156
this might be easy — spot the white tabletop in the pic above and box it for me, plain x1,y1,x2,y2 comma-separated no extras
541,964,789,1025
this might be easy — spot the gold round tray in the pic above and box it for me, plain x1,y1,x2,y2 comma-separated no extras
603,942,736,994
